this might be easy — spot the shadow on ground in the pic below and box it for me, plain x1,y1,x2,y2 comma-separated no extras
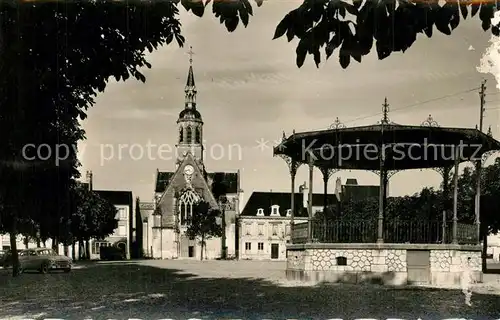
0,262,499,319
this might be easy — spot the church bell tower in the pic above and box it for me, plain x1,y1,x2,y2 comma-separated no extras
176,46,204,170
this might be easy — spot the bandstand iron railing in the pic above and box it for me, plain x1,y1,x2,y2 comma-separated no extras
291,220,478,245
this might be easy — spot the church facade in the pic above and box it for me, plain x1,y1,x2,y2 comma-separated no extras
145,52,242,260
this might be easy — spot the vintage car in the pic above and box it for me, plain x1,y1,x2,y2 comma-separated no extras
18,248,72,273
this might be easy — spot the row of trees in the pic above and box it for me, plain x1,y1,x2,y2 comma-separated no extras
0,0,498,273
0,182,118,275
315,158,500,268
317,158,500,228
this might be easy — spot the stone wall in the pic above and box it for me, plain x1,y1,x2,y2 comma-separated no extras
307,248,406,273
286,248,407,285
430,249,481,285
286,244,482,286
287,250,305,270
430,250,481,272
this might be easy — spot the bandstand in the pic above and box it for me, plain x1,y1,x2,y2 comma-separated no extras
273,100,500,286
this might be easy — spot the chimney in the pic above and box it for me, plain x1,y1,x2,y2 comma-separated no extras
301,181,308,209
86,170,93,191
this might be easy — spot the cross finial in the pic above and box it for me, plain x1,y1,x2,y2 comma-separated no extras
382,97,390,124
187,46,194,65
487,125,493,137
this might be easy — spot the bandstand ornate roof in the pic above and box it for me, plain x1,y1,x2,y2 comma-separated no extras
273,114,500,171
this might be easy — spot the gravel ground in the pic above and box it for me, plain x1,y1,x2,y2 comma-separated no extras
1,259,499,319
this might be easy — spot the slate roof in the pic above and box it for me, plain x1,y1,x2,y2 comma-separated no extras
241,191,339,217
345,178,358,185
95,190,133,206
155,170,239,194
341,185,379,203
206,172,239,194
155,171,174,193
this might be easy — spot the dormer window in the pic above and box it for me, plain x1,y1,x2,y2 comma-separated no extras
270,205,280,216
286,209,291,217
256,208,264,216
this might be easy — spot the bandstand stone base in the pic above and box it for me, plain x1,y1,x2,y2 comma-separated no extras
286,243,482,286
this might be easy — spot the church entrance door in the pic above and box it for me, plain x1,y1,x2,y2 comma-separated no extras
271,244,279,259
188,246,194,258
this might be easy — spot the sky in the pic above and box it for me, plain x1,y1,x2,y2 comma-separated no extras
79,1,500,204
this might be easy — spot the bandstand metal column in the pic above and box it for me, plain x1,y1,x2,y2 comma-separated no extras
324,117,345,216
452,148,460,244
276,132,301,244
307,154,314,243
320,167,337,213
376,97,391,244
423,115,452,244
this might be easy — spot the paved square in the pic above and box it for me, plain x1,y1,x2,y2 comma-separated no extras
1,260,499,319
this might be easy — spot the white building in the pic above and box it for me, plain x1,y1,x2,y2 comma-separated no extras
1,234,66,254
138,56,243,260
238,182,338,260
90,190,134,260
487,233,500,261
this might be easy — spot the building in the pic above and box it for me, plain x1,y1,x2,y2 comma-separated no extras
487,233,500,262
135,199,155,258
238,178,380,261
92,190,134,259
1,172,134,260
1,235,65,254
336,177,380,203
83,171,135,260
239,181,338,260
140,51,242,260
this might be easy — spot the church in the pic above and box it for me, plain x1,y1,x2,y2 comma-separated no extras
140,49,243,260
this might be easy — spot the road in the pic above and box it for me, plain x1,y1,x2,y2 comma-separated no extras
1,259,499,319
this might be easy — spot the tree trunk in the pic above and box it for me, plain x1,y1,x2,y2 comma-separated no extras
63,245,69,257
36,238,41,248
52,238,59,253
42,240,46,247
78,238,85,260
482,227,488,273
221,208,226,259
71,241,76,260
9,222,21,277
200,235,204,261
23,237,28,249
85,239,90,259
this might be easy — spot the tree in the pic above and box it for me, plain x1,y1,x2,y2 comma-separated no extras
0,0,188,276
456,158,500,270
272,0,500,68
211,173,228,259
67,183,118,260
0,0,495,276
185,201,223,260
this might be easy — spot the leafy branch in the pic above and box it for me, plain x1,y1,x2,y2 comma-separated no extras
272,0,499,68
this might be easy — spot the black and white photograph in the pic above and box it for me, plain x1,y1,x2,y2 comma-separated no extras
1,0,500,319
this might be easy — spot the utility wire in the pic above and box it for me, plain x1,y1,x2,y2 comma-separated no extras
342,87,480,126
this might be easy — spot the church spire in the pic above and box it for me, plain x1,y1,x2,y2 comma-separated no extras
185,46,196,109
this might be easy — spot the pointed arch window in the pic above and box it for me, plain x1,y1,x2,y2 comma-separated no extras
195,127,201,143
179,127,184,143
179,190,199,225
186,126,193,143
